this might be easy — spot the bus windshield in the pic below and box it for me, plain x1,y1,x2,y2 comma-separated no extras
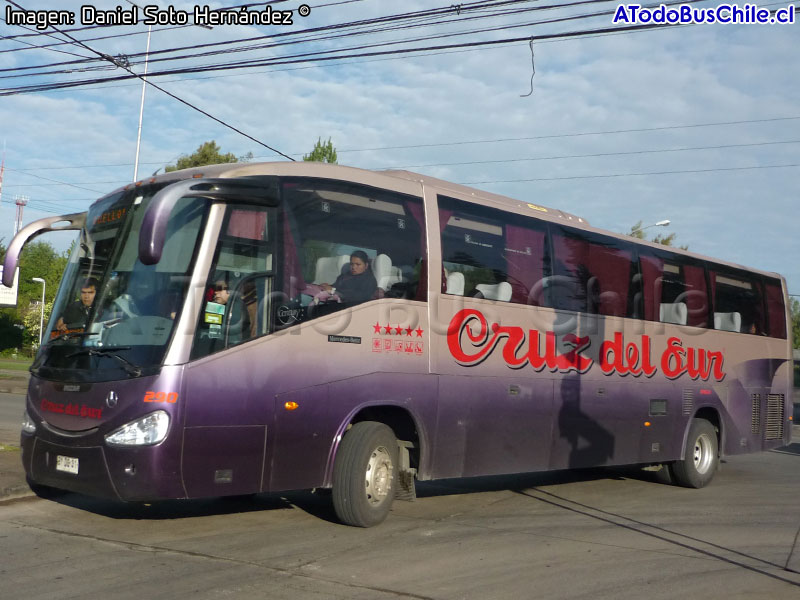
34,185,208,382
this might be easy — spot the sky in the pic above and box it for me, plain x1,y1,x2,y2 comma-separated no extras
0,0,798,299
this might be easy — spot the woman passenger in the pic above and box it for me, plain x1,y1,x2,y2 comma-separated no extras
317,250,377,304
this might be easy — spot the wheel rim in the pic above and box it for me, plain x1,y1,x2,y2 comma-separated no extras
365,445,393,506
693,433,714,474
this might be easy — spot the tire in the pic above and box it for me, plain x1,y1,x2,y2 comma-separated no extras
332,421,398,527
669,418,719,488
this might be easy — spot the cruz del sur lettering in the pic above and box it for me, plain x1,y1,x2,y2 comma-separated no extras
446,309,726,382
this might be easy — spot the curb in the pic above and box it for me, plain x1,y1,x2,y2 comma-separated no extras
0,448,32,503
0,484,34,503
0,386,29,395
0,374,29,395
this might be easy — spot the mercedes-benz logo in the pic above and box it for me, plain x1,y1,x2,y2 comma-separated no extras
106,391,119,408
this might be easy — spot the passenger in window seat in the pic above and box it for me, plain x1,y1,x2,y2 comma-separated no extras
313,250,377,305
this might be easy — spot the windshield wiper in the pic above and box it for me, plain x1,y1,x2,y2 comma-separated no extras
66,347,142,377
31,332,99,375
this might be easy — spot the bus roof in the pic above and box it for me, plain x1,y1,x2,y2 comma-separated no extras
107,161,784,283
118,160,587,220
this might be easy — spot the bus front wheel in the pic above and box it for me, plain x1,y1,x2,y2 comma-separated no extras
332,421,398,527
669,418,719,488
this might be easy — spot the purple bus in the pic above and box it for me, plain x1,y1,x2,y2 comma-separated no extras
2,162,793,526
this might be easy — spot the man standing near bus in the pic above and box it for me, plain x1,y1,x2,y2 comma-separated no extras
56,277,98,333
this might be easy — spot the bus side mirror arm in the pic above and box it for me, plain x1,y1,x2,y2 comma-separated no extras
139,179,216,266
2,212,86,287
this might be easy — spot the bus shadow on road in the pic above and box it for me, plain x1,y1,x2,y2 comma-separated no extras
39,469,632,522
39,489,340,522
414,467,625,499
771,442,800,456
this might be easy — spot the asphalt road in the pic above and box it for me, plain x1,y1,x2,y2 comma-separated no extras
0,389,798,599
0,391,24,445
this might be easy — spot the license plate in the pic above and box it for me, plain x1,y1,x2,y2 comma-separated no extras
56,455,79,475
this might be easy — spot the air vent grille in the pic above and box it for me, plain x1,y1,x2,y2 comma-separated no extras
765,394,785,440
682,389,693,416
751,393,761,434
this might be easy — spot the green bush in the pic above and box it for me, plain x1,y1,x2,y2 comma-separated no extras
794,361,800,388
0,313,23,352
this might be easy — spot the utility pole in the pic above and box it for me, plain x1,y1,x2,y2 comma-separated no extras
132,24,152,183
0,152,4,206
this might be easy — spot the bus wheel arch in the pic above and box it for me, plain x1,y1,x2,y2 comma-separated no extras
329,405,422,526
351,405,421,462
669,411,720,488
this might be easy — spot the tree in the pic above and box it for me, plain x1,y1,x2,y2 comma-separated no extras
628,221,688,250
790,297,800,350
165,141,238,172
303,138,338,164
0,240,68,350
0,312,22,351
22,299,54,348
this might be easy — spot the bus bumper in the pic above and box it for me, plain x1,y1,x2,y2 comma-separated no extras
21,431,185,502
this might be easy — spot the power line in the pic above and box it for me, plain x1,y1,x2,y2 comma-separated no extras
332,116,800,154
7,137,798,192
459,163,800,185
6,0,693,86
8,114,800,176
0,0,367,56
0,0,580,74
0,22,692,95
380,139,800,170
2,166,112,194
14,0,782,97
3,0,295,161
7,1,790,97
2,0,737,96
0,17,97,60
2,0,792,89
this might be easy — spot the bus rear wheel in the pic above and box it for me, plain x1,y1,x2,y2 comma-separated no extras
669,418,718,488
332,421,398,527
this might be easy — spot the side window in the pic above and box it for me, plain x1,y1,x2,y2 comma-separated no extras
640,253,708,328
764,278,787,339
549,227,636,317
439,195,547,305
282,179,425,317
192,206,273,359
709,268,765,335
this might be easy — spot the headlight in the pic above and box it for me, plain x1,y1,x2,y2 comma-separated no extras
21,410,36,435
105,411,170,446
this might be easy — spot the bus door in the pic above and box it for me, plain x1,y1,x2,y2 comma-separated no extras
180,199,277,497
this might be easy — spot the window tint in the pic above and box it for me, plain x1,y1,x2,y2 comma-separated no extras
283,179,425,309
640,252,708,328
438,194,784,340
549,227,636,317
439,195,548,305
708,268,765,334
192,205,273,359
764,278,787,339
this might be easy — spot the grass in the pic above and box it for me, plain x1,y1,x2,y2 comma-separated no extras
0,444,20,452
0,358,32,371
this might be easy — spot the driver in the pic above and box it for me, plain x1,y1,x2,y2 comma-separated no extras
56,277,98,333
